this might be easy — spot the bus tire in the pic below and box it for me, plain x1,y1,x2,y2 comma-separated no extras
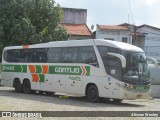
23,80,31,94
39,91,44,94
13,79,22,93
87,85,99,102
113,99,123,103
45,92,55,96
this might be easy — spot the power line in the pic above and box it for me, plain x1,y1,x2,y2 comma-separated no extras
128,0,135,24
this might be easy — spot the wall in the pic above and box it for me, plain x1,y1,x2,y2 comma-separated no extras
61,8,87,24
134,36,145,50
96,28,131,44
137,27,160,60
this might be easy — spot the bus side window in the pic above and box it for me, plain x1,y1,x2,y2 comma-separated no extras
3,50,8,62
13,50,21,62
78,46,99,67
24,49,33,62
4,50,14,62
47,48,62,63
61,47,78,63
34,48,47,63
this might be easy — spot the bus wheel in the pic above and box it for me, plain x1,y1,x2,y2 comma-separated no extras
13,79,22,93
113,99,123,103
39,91,44,94
23,80,31,94
45,92,54,95
87,85,99,102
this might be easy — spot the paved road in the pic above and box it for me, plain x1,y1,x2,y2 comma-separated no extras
0,86,160,120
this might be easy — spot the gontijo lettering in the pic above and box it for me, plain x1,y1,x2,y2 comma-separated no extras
55,67,80,74
49,66,90,76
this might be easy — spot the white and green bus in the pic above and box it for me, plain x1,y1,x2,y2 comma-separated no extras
1,39,151,102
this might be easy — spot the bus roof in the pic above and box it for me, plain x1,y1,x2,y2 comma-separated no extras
4,39,143,52
94,39,144,52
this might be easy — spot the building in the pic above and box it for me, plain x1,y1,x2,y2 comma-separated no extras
95,23,160,61
61,24,92,40
61,8,92,40
137,24,160,61
121,24,160,61
120,23,146,50
95,24,132,44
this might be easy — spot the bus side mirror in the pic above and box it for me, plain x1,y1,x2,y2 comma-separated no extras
147,56,158,68
107,52,126,68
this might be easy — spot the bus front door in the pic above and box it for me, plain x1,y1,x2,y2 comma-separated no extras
103,76,113,98
102,55,122,98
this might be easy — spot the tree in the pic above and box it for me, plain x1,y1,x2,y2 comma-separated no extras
0,0,70,61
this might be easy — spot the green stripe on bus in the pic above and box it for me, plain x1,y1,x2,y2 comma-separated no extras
2,65,22,72
22,65,27,73
85,66,90,76
39,74,45,82
2,65,90,76
35,65,42,73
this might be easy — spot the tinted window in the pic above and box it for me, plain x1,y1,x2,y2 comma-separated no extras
13,49,21,62
47,48,61,63
20,49,33,62
61,47,78,63
105,55,122,80
98,46,122,80
4,48,47,63
4,46,99,67
98,46,122,62
3,50,14,62
78,46,98,67
108,47,120,53
32,48,47,63
98,46,108,60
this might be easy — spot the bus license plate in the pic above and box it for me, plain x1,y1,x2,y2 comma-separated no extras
136,86,144,90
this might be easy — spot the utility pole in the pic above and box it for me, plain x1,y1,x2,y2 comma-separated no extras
133,25,137,45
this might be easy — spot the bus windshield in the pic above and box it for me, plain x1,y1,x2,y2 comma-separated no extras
98,46,150,84
122,52,150,84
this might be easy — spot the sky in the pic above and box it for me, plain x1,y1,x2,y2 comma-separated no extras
55,0,160,30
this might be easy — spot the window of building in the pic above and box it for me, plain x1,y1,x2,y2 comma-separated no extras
104,38,114,41
122,37,128,43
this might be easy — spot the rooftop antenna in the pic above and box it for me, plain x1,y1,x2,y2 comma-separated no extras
91,25,94,31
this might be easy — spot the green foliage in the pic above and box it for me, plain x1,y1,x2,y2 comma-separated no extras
0,0,70,61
